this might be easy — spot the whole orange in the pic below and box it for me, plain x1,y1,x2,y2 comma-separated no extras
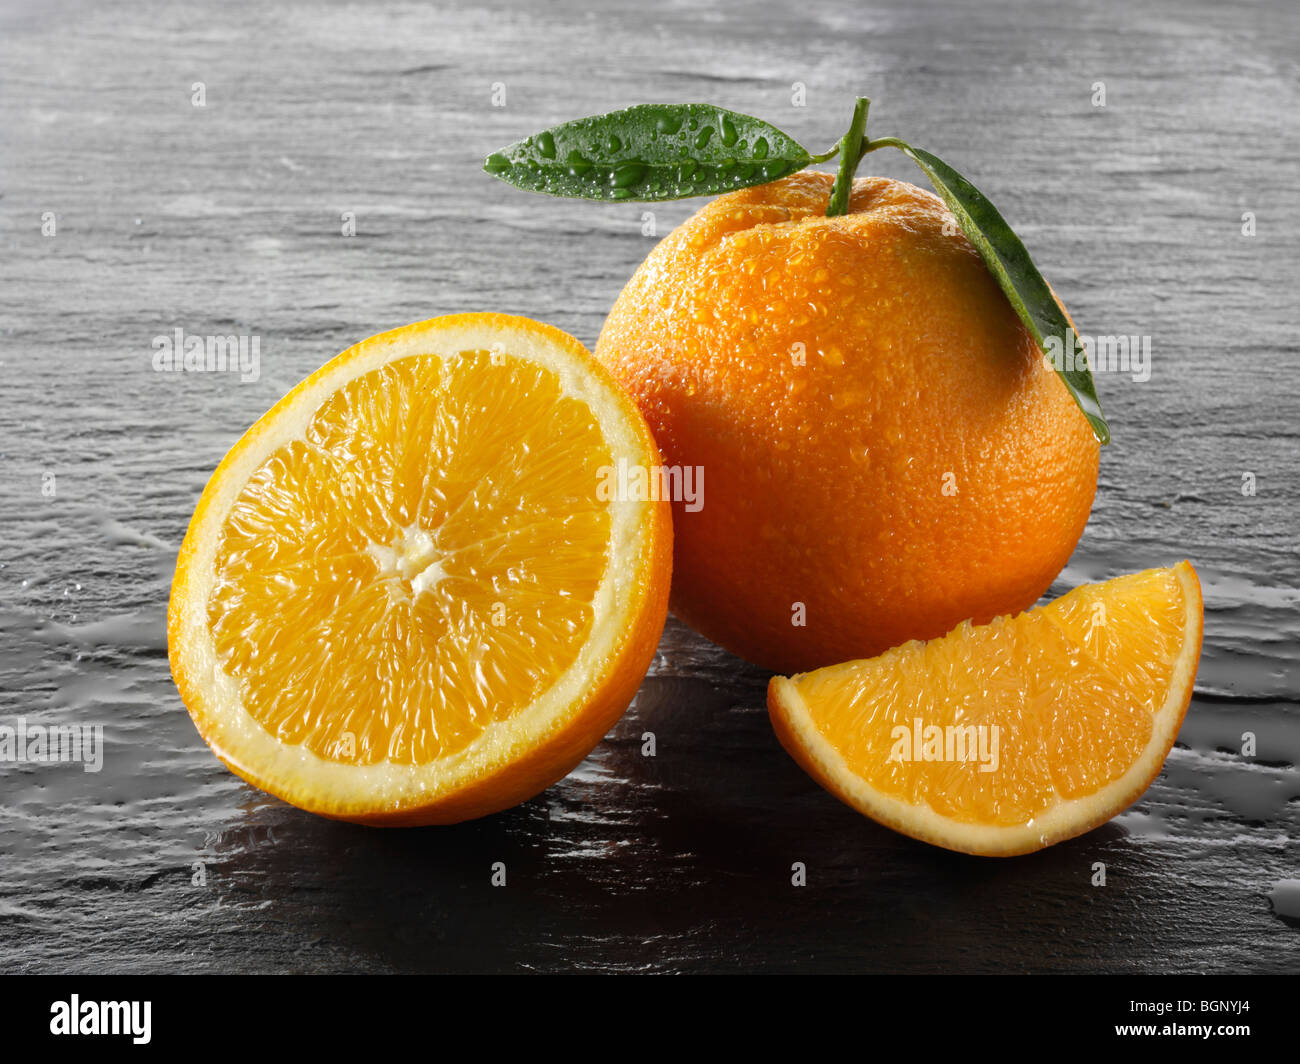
595,171,1099,673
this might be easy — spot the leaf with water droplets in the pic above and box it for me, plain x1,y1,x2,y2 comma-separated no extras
887,141,1110,444
483,104,813,202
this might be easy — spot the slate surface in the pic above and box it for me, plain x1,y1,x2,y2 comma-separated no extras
1,0,1297,973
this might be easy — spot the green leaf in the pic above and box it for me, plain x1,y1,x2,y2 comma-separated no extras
885,141,1110,444
483,104,813,202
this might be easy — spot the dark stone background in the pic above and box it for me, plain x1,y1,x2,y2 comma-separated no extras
1,0,1296,971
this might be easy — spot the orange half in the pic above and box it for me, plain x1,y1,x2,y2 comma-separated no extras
768,563,1203,855
169,313,672,824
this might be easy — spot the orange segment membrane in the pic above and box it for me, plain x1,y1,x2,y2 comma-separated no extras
208,351,613,767
792,568,1186,826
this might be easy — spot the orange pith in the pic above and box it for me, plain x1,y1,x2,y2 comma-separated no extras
768,563,1203,855
169,314,672,825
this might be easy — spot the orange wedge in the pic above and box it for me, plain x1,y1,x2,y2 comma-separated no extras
169,313,672,825
768,563,1203,856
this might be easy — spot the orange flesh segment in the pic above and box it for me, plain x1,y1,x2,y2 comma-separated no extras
789,567,1188,826
208,351,612,767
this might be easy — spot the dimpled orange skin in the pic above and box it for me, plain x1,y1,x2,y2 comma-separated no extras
595,171,1100,674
